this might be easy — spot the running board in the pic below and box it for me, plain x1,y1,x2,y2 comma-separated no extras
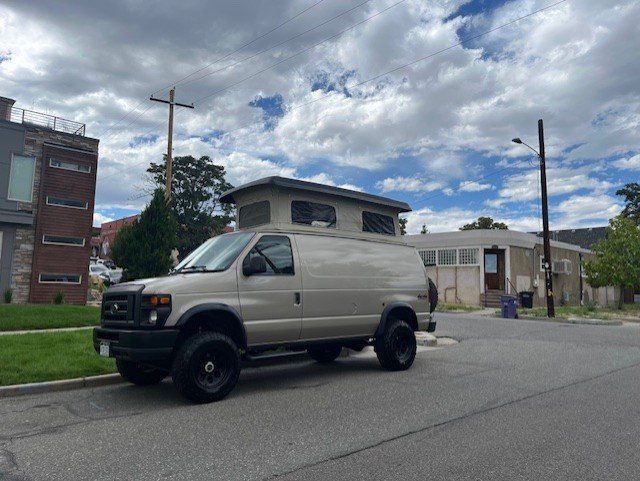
242,350,308,366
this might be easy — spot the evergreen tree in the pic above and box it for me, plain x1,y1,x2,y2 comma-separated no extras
460,216,508,230
111,189,178,280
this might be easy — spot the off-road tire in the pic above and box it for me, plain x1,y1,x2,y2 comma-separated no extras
116,359,167,386
308,344,342,363
429,278,438,313
171,332,240,403
375,319,416,371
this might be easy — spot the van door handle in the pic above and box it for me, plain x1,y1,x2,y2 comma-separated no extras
294,292,301,305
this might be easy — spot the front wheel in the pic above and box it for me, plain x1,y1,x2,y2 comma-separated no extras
171,332,240,403
375,319,416,371
116,359,167,385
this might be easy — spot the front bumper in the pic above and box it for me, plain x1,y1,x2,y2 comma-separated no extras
93,327,179,362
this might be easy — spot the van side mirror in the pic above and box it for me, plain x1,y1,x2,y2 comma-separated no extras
243,255,267,276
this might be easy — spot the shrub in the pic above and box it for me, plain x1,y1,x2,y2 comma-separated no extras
3,289,12,304
584,300,597,312
53,291,66,305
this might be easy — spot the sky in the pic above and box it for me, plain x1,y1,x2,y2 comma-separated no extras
1,0,638,233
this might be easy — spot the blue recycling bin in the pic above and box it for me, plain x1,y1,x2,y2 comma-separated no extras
500,295,518,319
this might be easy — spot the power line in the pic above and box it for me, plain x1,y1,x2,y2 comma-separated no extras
210,0,568,138
95,0,328,139
97,0,568,185
179,0,374,90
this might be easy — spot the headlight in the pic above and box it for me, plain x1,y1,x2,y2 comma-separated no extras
141,294,172,327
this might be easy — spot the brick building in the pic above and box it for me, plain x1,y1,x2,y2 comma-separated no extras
98,214,140,259
0,96,99,304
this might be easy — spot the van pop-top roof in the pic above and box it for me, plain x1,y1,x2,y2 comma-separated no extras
220,176,411,240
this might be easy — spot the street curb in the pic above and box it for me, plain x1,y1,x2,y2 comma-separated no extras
415,331,438,347
0,373,123,399
518,316,623,326
0,326,96,336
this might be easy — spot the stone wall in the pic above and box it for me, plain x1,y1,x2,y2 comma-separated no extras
9,226,35,302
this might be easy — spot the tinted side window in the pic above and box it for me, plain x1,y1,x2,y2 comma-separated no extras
291,201,336,228
247,235,294,275
239,201,270,228
362,211,395,235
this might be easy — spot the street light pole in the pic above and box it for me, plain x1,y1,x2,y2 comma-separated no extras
537,119,555,318
512,119,555,318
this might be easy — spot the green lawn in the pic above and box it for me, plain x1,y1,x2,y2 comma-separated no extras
0,304,100,331
436,302,483,313
517,304,640,320
0,330,116,386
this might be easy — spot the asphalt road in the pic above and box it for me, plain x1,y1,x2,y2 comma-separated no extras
2,314,640,481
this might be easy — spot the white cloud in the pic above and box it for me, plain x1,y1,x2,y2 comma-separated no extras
458,180,492,192
93,212,114,227
376,176,442,193
613,154,640,170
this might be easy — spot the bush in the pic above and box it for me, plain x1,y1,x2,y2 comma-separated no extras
3,289,12,304
584,300,597,312
53,291,66,305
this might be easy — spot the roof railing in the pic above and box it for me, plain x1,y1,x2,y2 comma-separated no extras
9,106,86,136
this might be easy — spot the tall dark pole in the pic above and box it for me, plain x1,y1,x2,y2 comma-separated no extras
150,88,194,199
538,119,555,318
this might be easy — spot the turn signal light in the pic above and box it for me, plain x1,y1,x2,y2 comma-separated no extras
149,295,171,306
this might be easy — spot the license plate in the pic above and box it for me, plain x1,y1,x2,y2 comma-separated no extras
99,341,110,357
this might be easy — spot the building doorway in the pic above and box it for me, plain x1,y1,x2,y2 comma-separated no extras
484,249,505,291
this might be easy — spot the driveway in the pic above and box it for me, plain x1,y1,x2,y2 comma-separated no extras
2,314,640,480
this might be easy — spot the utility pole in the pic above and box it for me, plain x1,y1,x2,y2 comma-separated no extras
150,88,194,199
538,119,555,318
512,120,555,318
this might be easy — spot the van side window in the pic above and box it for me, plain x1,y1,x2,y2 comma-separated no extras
362,211,395,235
291,200,336,228
239,201,270,228
247,235,294,275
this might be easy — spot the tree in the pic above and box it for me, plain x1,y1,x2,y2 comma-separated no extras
617,182,640,225
111,189,178,280
420,224,428,234
584,216,640,309
399,217,407,235
460,216,508,231
148,155,234,257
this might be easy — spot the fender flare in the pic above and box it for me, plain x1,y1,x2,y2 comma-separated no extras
175,303,247,349
375,302,418,337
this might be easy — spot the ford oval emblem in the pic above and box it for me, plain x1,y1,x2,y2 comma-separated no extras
110,303,119,315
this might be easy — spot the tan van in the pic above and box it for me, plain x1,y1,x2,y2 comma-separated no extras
94,177,437,403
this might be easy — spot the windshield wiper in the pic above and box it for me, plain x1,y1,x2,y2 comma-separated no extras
175,265,223,274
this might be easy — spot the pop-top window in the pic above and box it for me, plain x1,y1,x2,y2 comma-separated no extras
362,211,395,235
291,200,336,228
238,201,270,228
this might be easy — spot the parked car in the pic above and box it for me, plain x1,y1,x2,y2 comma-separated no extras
89,263,111,286
89,259,123,283
94,177,438,403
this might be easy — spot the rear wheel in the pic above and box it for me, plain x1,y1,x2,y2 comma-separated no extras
116,359,166,386
375,319,416,371
171,332,240,403
308,344,342,363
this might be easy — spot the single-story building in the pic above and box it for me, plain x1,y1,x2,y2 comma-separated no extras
404,230,620,308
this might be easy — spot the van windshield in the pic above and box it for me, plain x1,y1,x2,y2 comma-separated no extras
172,232,254,274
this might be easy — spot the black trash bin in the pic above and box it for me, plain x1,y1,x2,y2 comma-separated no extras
519,291,534,309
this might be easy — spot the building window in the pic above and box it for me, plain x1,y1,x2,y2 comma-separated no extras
39,273,82,284
291,200,336,228
42,235,85,246
49,158,91,173
459,248,479,265
46,196,88,209
419,250,436,266
438,249,457,266
238,201,270,228
246,235,294,275
362,211,395,235
8,154,36,202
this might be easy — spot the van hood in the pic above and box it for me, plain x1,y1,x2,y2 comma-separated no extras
119,270,236,295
